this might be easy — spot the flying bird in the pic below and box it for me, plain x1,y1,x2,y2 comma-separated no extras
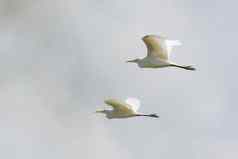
127,35,195,70
96,97,159,119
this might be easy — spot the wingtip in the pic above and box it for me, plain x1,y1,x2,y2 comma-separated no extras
142,34,167,40
104,98,119,105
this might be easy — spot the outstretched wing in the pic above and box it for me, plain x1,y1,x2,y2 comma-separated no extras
165,40,182,57
125,97,140,112
104,99,134,113
142,35,181,60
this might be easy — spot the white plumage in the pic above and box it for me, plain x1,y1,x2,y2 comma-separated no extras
125,97,140,112
127,34,195,70
96,98,158,119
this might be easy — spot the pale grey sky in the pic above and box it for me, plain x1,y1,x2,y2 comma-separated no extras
0,0,237,159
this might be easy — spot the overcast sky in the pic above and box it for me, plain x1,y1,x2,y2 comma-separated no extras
0,0,237,159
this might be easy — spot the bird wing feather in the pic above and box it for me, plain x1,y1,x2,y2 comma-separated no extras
125,97,140,112
104,99,134,113
142,35,169,60
142,35,182,60
165,40,182,58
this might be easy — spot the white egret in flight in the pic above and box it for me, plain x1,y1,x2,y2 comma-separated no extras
127,35,195,70
96,98,159,119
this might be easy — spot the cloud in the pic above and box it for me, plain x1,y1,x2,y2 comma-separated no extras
0,1,131,158
0,73,130,159
0,0,237,159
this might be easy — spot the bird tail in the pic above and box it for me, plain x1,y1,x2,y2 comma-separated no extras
170,64,196,71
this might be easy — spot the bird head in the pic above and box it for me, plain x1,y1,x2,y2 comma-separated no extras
126,58,140,63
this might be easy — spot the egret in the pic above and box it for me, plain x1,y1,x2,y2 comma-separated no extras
96,97,159,119
127,35,195,70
